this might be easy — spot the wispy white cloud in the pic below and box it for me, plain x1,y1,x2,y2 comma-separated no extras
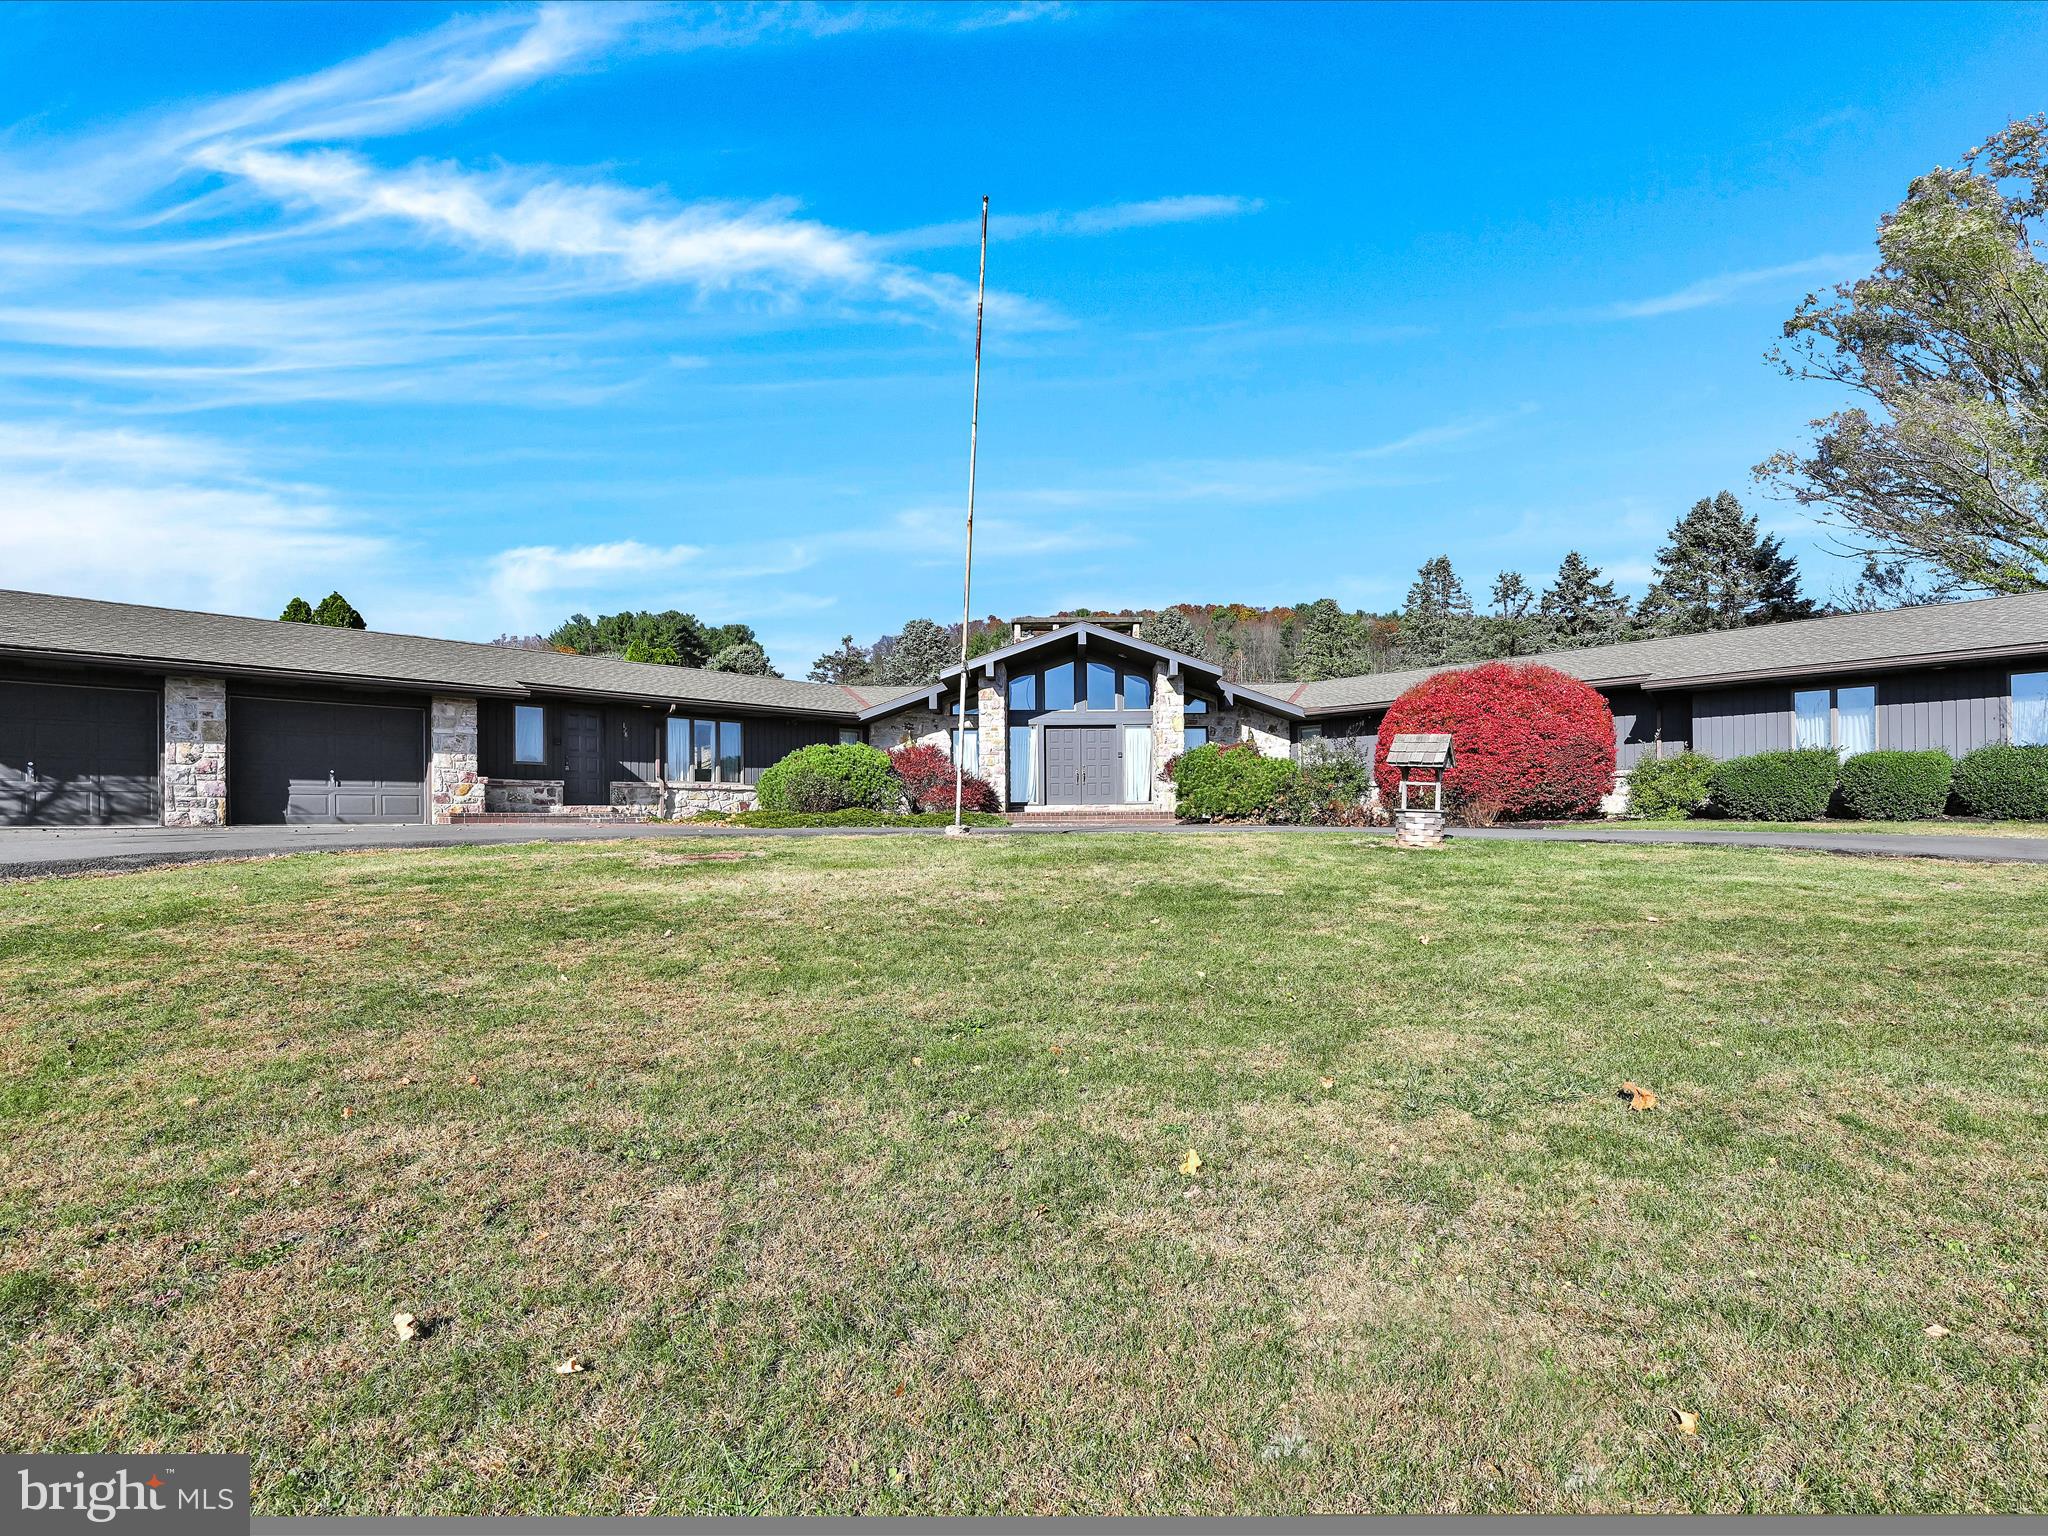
873,194,1262,254
1603,253,1864,320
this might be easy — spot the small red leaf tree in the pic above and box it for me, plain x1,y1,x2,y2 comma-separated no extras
889,742,1000,814
1373,662,1615,823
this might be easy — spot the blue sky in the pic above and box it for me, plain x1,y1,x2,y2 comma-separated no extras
1,1,2044,674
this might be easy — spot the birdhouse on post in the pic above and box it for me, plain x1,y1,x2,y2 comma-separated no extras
1386,733,1453,849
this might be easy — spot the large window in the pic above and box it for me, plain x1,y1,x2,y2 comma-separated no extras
1086,660,1117,711
513,704,546,764
1795,685,1877,759
1044,662,1075,711
1008,672,1036,711
1009,725,1034,803
1793,689,1831,751
665,716,745,782
2016,671,2048,746
1123,670,1151,709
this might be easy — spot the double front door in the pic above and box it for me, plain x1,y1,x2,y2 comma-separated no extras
1043,725,1122,806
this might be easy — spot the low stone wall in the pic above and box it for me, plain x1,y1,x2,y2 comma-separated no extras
485,780,564,813
163,675,227,827
662,782,755,817
610,781,659,808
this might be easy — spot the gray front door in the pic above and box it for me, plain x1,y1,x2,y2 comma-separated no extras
232,696,424,825
0,680,160,826
563,708,604,804
1044,726,1119,805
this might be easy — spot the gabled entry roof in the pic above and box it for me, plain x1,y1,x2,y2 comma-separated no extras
855,620,1306,722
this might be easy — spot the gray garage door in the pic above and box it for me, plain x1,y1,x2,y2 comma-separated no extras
233,696,425,825
0,679,160,826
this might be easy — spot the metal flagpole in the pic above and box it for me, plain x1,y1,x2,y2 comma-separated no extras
950,196,989,835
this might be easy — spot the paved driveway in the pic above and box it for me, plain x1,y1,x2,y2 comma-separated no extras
2,817,2045,878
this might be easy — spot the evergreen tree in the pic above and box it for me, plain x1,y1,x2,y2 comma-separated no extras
808,635,877,684
1537,551,1631,649
706,641,779,677
702,621,761,655
621,637,681,666
1140,606,1209,661
1637,491,1815,634
312,591,366,629
878,618,956,686
547,609,712,667
1486,571,1543,657
1288,597,1376,681
279,596,315,623
1400,556,1478,665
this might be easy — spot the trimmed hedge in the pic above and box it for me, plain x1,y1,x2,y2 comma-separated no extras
754,742,899,813
1835,749,1955,821
1952,744,2048,820
1372,662,1615,823
1625,751,1714,819
1173,741,1300,821
1706,748,1839,821
729,809,1009,828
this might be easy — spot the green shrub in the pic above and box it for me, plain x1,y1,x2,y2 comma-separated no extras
1835,750,1955,820
1624,751,1715,819
1952,744,2048,820
753,742,899,813
728,809,1008,828
1706,748,1839,821
1272,738,1373,825
1173,741,1300,821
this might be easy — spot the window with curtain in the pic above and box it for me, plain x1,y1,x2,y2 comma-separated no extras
1184,725,1210,753
514,704,545,764
2015,671,2048,746
1121,724,1152,802
953,726,979,771
1086,660,1116,710
838,728,860,745
1835,686,1876,759
1009,725,1034,803
667,717,746,781
1793,689,1831,751
1123,670,1151,709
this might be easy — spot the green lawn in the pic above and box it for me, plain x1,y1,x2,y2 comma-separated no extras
2,835,2045,1514
1616,817,2048,837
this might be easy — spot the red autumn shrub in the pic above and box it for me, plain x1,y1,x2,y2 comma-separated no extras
1373,662,1615,823
889,742,1000,813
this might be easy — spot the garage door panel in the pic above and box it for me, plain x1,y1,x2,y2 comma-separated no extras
234,697,424,825
0,680,159,826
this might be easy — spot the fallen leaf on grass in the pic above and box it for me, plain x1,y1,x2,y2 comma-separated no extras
392,1312,421,1342
1318,1076,1335,1090
340,1106,353,1120
1180,1148,1203,1177
1669,1408,1699,1435
1618,1081,1659,1111
554,1355,588,1375
1925,1323,1951,1339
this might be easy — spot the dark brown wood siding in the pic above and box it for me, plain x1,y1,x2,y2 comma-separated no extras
1876,665,2010,754
1606,687,1662,769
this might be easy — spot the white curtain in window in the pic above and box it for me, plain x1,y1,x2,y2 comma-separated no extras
1836,686,1876,759
1793,690,1831,751
954,727,978,772
2015,672,2048,746
1009,726,1035,803
1122,723,1152,803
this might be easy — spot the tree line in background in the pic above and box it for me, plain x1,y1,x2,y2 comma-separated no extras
490,610,781,675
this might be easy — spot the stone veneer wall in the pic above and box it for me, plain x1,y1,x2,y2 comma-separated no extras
485,780,563,813
1218,701,1292,758
977,666,1007,803
1149,664,1184,814
428,695,481,824
162,675,228,827
663,782,756,816
877,705,949,753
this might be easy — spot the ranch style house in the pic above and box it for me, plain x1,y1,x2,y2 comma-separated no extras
2,587,2047,828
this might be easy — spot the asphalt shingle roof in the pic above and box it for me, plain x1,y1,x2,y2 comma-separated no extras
0,588,870,716
1255,591,2048,715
